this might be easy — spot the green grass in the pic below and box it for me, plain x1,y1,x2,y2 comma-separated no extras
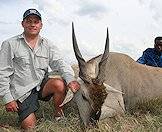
1,99,162,132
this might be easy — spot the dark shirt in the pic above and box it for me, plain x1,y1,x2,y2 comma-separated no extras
137,48,162,67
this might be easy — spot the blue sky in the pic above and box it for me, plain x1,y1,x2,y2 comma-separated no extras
0,0,162,64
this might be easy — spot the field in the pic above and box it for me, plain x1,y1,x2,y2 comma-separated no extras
1,98,162,132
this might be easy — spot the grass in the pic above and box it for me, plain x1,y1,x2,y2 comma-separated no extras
1,99,162,132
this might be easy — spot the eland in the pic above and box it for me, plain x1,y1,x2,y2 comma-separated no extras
71,23,162,127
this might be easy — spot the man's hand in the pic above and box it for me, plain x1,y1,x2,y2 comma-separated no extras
67,81,80,93
5,100,19,112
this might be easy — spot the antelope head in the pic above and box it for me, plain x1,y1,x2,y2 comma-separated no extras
72,23,109,126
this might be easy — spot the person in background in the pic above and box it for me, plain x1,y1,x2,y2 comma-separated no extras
137,36,162,67
0,8,80,130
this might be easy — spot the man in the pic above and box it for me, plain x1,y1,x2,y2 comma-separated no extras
0,9,80,129
137,37,162,67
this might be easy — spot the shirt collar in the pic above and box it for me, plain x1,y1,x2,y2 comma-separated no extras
18,33,43,44
18,34,24,39
18,33,43,40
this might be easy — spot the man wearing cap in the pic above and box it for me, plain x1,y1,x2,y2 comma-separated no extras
0,8,80,129
137,37,162,67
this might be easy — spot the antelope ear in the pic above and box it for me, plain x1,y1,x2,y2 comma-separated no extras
103,83,124,94
80,89,95,110
59,89,74,107
82,91,93,104
81,89,90,101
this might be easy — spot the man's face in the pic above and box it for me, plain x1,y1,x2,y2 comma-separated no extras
22,15,42,36
157,43,162,52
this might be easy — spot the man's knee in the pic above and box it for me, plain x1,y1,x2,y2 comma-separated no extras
21,113,36,129
50,79,66,93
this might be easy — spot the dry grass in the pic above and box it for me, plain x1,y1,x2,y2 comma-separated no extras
1,99,162,132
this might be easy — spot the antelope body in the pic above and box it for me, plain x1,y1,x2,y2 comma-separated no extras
71,24,162,126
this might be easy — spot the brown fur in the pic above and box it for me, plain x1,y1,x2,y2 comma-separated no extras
86,83,108,111
73,52,162,111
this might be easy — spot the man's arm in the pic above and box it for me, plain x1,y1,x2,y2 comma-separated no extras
137,56,146,64
137,50,147,64
49,45,80,92
137,48,159,67
0,41,14,104
0,41,19,112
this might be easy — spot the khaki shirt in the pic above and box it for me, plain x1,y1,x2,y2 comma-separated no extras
0,34,75,104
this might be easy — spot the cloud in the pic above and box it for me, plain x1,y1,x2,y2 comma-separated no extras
32,0,71,26
32,0,63,12
75,1,108,19
138,0,162,21
0,0,162,63
0,21,12,25
138,0,151,4
149,0,162,21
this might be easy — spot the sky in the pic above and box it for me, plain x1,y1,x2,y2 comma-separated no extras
0,0,162,64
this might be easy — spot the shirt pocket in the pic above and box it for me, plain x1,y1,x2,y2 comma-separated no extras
35,52,49,70
14,54,30,68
